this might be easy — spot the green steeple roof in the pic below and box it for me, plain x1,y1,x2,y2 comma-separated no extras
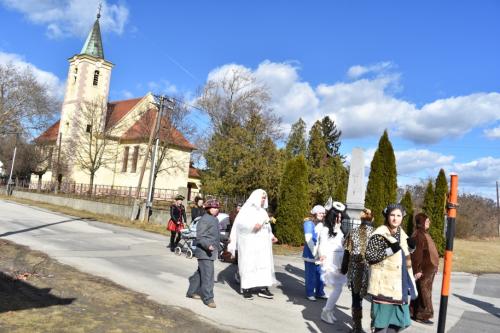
80,14,104,59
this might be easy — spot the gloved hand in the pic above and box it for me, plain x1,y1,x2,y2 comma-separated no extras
389,241,401,254
407,237,416,251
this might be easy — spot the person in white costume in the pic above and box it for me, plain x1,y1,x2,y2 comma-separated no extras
227,189,278,300
317,201,348,324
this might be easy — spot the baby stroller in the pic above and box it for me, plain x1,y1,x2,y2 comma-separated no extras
174,217,199,259
217,213,235,263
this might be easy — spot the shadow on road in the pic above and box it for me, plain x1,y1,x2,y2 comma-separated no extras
216,262,241,294
277,264,352,332
0,218,90,237
0,271,75,313
454,293,500,318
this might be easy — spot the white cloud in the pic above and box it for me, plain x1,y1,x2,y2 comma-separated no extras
147,80,178,95
0,51,65,99
396,149,455,175
452,156,500,186
347,61,393,79
202,60,500,144
400,93,500,143
0,0,129,38
484,125,500,139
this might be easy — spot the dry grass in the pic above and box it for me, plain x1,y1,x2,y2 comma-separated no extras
0,239,224,333
443,238,500,274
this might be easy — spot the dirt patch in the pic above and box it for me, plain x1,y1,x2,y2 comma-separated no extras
0,239,226,333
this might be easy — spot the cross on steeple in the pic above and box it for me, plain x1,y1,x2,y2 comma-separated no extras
97,2,102,19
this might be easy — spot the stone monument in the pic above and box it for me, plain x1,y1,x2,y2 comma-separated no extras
345,148,366,228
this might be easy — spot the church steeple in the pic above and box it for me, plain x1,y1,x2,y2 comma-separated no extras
80,9,104,59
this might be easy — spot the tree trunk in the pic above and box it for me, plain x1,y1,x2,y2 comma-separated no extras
89,173,95,196
37,174,42,192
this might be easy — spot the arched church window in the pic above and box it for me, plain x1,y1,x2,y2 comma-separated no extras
93,70,100,86
74,67,78,83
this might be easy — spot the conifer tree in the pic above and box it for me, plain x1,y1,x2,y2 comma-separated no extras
275,155,310,246
321,116,344,159
285,118,307,159
422,180,435,218
400,190,414,235
364,130,398,226
431,169,448,255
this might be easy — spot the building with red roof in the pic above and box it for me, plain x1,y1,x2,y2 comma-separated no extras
32,13,200,199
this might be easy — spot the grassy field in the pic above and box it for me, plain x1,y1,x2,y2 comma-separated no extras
1,194,499,274
0,239,224,333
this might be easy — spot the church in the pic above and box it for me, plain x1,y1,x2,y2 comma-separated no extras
33,13,200,201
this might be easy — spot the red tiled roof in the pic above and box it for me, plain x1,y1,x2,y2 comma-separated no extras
189,167,201,178
35,120,60,143
106,97,142,128
121,109,195,150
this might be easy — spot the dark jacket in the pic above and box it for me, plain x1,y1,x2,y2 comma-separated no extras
194,213,221,260
170,204,187,224
191,206,204,222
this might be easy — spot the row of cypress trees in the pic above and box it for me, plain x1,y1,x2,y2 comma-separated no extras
365,130,448,255
274,117,347,246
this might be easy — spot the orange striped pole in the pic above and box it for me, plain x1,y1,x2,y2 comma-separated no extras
437,173,458,333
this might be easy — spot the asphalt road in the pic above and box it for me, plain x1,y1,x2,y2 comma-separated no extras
1,199,499,332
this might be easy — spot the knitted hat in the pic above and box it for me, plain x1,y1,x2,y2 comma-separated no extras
204,198,221,209
310,205,326,215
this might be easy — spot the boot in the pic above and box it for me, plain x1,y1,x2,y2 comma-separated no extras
351,307,363,333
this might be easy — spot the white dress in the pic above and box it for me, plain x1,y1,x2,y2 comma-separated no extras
228,189,276,289
318,225,347,286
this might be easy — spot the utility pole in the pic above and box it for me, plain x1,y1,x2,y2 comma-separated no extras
6,133,19,195
54,132,63,194
496,180,499,237
143,95,174,222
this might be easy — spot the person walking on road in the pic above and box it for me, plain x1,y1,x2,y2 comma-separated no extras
303,205,327,301
168,194,187,252
228,189,278,300
410,213,439,325
366,204,418,333
186,199,221,308
318,201,347,324
342,208,375,332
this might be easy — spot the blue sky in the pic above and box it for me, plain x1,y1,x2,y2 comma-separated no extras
0,0,499,199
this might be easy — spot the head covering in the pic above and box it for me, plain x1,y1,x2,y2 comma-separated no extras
175,194,185,201
332,201,346,213
360,208,374,222
382,203,406,219
204,198,220,209
242,189,268,209
414,212,429,229
310,205,326,215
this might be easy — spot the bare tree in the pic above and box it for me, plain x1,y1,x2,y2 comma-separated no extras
71,98,124,194
0,63,59,137
135,96,195,190
196,68,281,140
31,143,55,191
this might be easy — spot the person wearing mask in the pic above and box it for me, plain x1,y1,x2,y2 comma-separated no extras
168,194,187,252
318,201,347,324
186,199,221,308
410,213,439,325
228,189,278,300
342,208,375,332
366,204,417,333
303,205,327,301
